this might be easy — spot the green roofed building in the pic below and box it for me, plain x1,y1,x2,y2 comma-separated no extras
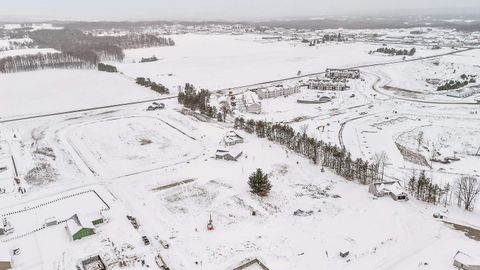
66,214,96,241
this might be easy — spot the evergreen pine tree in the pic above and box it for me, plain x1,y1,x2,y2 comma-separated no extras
248,168,272,197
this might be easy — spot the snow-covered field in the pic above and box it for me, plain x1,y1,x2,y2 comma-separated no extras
0,32,479,270
0,70,161,119
115,34,454,91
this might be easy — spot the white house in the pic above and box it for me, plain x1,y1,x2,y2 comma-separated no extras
224,131,244,146
242,91,261,114
368,181,408,201
453,251,480,270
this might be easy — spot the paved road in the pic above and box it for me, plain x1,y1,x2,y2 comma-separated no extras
0,95,178,124
216,47,475,93
1,47,475,124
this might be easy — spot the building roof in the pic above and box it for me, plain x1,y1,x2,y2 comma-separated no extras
454,251,480,266
373,181,406,196
0,244,11,262
216,149,242,158
243,91,260,106
66,214,95,237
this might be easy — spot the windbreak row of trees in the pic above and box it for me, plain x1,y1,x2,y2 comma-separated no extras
0,53,92,73
437,75,476,91
369,47,416,56
136,77,170,94
98,63,118,73
233,117,383,185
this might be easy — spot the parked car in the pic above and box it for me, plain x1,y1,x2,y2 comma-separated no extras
142,236,150,245
146,102,166,111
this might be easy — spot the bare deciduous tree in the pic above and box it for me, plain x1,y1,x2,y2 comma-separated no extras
455,176,480,211
373,151,389,182
300,124,309,135
416,131,424,151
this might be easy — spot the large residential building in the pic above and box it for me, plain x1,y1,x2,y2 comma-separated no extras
368,181,409,201
242,91,261,114
254,84,300,99
326,68,360,79
307,78,348,91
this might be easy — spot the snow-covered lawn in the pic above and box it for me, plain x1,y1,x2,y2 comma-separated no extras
65,115,203,178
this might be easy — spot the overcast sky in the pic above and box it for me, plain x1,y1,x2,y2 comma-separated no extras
2,0,480,21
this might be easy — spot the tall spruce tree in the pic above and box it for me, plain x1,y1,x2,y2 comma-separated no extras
248,168,272,197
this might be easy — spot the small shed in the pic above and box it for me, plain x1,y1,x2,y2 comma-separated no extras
0,246,11,270
215,149,243,161
45,217,58,227
66,214,96,241
454,251,480,270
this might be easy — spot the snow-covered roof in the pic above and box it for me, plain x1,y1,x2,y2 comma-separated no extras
216,149,242,158
243,91,260,106
374,181,406,196
66,214,95,237
0,244,11,262
454,251,480,265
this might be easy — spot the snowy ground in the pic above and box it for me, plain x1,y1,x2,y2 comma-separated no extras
0,70,162,119
0,32,479,270
115,34,454,91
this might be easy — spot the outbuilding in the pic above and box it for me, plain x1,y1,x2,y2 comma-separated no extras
453,251,480,270
215,149,243,161
0,246,11,270
66,214,96,241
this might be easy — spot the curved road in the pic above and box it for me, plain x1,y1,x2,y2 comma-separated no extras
1,47,476,124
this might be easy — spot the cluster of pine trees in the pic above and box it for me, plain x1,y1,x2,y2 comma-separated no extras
135,77,170,94
98,63,118,73
370,47,416,56
0,53,92,73
407,170,448,204
234,117,383,184
437,75,476,91
177,84,228,121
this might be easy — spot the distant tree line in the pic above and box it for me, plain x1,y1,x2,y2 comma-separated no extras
233,117,383,184
136,77,169,94
139,56,159,63
0,53,92,73
437,74,476,91
0,29,175,73
369,47,416,56
98,63,118,73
